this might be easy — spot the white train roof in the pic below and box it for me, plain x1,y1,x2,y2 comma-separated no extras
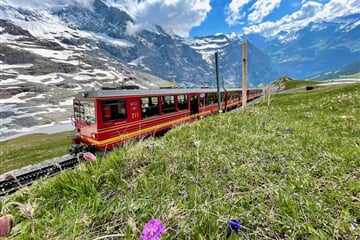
76,87,261,98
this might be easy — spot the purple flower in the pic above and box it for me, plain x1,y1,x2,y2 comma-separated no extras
149,142,156,148
140,219,165,240
262,121,266,127
226,219,241,239
286,127,292,133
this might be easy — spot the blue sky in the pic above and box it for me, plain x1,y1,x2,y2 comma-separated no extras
5,0,360,38
189,0,301,37
110,0,359,38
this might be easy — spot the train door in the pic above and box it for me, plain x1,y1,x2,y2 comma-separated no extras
190,94,199,115
128,97,141,121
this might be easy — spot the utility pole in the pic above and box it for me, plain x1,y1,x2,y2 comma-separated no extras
215,52,221,112
242,41,247,111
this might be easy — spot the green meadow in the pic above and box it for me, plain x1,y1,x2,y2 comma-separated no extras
0,132,74,175
1,83,359,239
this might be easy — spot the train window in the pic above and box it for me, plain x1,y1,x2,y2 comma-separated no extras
162,95,175,114
237,91,242,99
74,100,96,123
228,92,236,100
207,93,218,105
141,97,159,118
177,95,188,111
221,92,226,102
200,93,206,107
102,100,127,122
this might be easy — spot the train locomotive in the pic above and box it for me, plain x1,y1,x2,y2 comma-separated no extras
70,87,263,155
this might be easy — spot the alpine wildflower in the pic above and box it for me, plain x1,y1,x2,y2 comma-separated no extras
226,219,242,239
83,152,96,161
140,219,165,240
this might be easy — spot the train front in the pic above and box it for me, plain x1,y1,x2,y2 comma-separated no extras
70,90,98,155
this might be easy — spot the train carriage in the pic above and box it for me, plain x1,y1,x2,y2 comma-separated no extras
70,87,263,154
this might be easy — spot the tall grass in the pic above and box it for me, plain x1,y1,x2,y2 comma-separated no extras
2,83,359,239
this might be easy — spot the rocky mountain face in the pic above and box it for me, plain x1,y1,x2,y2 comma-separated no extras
53,0,214,85
189,34,278,86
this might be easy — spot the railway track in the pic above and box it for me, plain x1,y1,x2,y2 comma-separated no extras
0,155,82,197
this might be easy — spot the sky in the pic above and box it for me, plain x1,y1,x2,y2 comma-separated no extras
111,0,360,38
4,0,360,38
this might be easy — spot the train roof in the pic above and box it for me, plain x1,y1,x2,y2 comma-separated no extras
75,87,260,98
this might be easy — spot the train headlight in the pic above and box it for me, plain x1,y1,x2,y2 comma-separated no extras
91,132,96,139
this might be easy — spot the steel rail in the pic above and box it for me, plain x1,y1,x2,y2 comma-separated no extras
0,156,81,197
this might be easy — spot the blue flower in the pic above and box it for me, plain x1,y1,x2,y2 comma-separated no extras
226,219,241,239
262,121,266,127
149,142,156,148
286,127,292,133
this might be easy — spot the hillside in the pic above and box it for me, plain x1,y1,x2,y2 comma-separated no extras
309,61,360,80
270,76,322,91
1,83,359,239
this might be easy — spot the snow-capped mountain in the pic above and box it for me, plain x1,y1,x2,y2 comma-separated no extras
188,34,278,86
0,17,170,139
243,13,360,79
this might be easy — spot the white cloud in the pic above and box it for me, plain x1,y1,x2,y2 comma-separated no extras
225,0,251,25
320,0,360,20
111,0,211,38
243,0,360,37
3,0,95,11
247,0,281,23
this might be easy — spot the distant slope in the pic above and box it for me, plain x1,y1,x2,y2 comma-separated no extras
271,76,322,91
309,61,360,80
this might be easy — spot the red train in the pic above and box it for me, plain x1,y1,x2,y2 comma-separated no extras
70,87,263,155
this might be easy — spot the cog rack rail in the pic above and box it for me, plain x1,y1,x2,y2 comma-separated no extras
0,155,82,197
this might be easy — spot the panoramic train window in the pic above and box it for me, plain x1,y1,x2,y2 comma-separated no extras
200,93,206,107
74,100,96,123
102,99,127,122
162,95,175,114
141,97,159,118
206,93,218,105
177,95,188,111
221,92,225,102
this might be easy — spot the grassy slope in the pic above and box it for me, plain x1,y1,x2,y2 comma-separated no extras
0,131,74,175
272,77,322,91
2,84,360,239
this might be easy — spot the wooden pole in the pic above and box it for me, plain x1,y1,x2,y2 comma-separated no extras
242,41,247,111
215,52,221,112
268,86,272,107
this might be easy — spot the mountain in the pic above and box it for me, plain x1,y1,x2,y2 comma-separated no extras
244,14,360,79
189,34,278,86
0,17,171,139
